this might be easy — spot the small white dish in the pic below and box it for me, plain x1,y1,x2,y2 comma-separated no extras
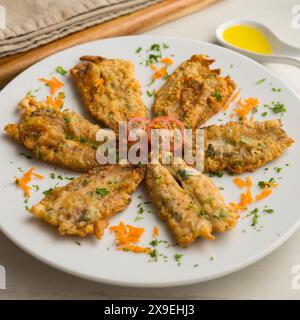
216,19,300,67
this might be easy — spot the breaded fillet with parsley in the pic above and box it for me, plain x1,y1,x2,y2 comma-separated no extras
152,54,236,129
31,165,145,239
146,158,238,246
70,56,147,132
203,120,294,174
5,96,101,172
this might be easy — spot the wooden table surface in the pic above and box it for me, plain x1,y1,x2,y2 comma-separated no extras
1,0,300,299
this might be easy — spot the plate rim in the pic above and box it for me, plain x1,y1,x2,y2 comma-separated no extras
1,35,300,288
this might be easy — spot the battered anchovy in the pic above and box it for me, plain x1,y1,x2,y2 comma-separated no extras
5,97,102,172
203,120,294,174
70,56,147,132
152,54,236,129
146,158,238,246
30,165,145,239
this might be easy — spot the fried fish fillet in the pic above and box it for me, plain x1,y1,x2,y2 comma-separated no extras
5,96,102,172
152,54,236,129
30,165,145,239
70,56,147,132
203,120,294,174
146,158,238,246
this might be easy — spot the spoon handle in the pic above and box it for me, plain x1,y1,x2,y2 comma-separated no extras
273,56,300,68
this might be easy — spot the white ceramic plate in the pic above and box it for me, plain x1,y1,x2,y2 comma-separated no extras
0,36,299,288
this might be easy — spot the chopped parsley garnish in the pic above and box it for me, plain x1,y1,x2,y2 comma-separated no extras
146,53,161,65
75,241,81,246
20,152,32,159
198,209,206,217
150,43,160,51
146,90,155,97
149,249,158,262
146,79,155,87
246,208,259,227
254,78,266,85
274,166,282,173
258,177,276,189
174,253,183,265
81,179,89,187
56,66,67,76
64,134,72,140
209,256,214,262
135,47,142,54
64,117,71,123
95,188,109,196
134,216,143,222
211,91,223,101
49,173,56,179
207,144,216,158
178,169,193,181
270,101,286,115
263,208,274,214
252,107,258,114
138,207,144,214
43,188,53,196
193,264,199,268
79,136,87,143
26,90,34,97
261,111,268,117
149,239,158,247
271,87,282,92
162,43,169,49
209,171,224,178
32,184,39,191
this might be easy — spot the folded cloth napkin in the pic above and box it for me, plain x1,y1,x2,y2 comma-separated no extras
0,0,162,58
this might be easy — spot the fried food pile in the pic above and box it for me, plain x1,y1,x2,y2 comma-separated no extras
4,53,294,247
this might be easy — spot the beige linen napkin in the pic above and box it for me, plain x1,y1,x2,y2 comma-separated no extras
0,0,162,57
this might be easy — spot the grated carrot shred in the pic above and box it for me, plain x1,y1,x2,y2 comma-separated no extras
153,65,167,80
153,226,159,237
110,221,152,254
15,167,44,198
256,189,272,201
118,245,152,253
160,57,174,65
149,64,158,71
233,177,247,188
46,93,64,109
261,182,278,189
230,175,270,212
232,97,259,121
39,76,64,95
245,176,253,188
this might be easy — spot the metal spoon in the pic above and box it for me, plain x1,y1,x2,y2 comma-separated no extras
216,19,300,68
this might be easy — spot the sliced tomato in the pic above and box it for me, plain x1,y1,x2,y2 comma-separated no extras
147,116,185,152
